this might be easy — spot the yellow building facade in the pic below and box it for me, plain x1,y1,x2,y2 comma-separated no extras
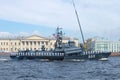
0,35,79,52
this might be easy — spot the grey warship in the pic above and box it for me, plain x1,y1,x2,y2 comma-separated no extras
10,27,111,61
10,0,111,61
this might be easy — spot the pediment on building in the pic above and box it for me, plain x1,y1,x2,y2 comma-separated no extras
25,35,48,40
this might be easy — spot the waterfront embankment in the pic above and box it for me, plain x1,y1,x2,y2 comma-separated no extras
0,52,10,57
110,52,120,56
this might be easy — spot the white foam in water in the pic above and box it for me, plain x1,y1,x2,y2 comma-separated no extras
0,58,9,61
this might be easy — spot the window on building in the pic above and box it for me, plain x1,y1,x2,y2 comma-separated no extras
38,42,40,45
15,48,17,51
50,43,52,45
15,42,16,45
46,42,48,45
19,43,20,45
34,42,36,45
42,42,44,44
26,42,28,45
30,42,32,45
6,42,8,45
22,42,24,45
11,48,12,51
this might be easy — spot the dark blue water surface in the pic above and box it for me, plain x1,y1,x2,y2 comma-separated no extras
0,57,120,80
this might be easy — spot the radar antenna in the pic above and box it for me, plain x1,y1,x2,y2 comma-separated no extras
54,27,63,49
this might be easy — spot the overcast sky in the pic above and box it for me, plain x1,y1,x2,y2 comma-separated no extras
0,0,120,41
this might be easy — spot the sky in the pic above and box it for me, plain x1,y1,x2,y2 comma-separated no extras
0,0,120,42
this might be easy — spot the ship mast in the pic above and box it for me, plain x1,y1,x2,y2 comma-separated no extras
72,0,85,44
54,27,63,49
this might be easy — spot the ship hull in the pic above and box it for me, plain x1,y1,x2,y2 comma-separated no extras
64,52,111,60
10,52,111,61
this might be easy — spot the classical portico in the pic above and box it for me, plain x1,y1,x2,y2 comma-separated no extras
0,35,79,52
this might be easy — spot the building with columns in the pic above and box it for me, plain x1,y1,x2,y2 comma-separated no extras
0,35,79,52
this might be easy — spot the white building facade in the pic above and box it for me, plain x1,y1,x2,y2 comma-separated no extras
0,35,79,52
86,38,120,52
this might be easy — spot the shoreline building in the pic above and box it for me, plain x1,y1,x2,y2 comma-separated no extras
86,38,120,52
0,35,79,52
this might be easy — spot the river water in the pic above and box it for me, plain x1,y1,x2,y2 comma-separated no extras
0,56,120,80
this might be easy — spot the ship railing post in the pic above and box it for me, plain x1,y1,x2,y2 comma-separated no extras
96,51,97,54
28,52,29,56
26,52,27,56
41,52,43,56
36,52,38,56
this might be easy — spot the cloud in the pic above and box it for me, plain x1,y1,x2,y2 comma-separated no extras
32,31,40,35
0,31,41,39
0,32,12,38
0,0,120,40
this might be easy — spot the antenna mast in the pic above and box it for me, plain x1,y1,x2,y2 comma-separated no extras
72,0,85,44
